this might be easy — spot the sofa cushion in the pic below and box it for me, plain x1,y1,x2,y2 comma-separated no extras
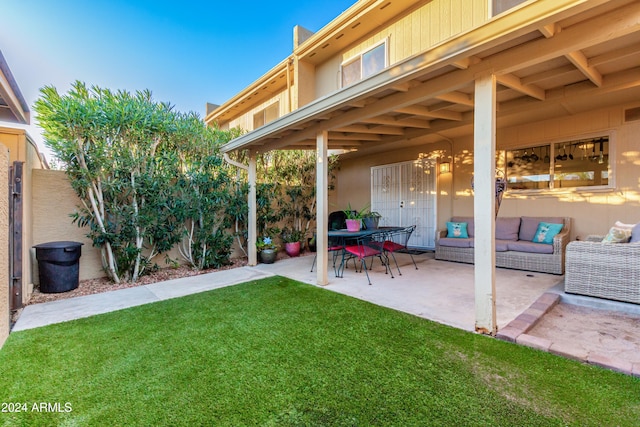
495,239,511,252
632,223,640,243
495,217,521,241
452,216,475,237
532,222,564,244
519,216,564,241
438,237,472,248
507,240,554,254
446,221,469,238
469,239,510,251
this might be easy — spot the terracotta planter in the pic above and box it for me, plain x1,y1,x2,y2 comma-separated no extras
345,219,361,232
285,241,301,257
259,249,277,264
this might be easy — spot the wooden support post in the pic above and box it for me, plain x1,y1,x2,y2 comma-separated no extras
316,131,329,285
248,150,257,266
474,73,497,335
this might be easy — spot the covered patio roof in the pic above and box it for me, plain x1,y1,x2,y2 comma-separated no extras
219,0,640,335
221,0,640,157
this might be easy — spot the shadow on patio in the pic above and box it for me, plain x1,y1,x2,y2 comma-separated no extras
255,251,640,375
253,252,561,332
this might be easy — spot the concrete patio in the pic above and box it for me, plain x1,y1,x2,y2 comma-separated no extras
13,251,640,375
256,252,560,332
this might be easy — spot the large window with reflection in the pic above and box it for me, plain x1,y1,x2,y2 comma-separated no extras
505,135,611,191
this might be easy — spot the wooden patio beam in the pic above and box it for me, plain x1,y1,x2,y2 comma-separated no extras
566,51,603,87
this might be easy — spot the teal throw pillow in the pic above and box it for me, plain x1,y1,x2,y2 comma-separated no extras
446,222,468,239
532,222,563,244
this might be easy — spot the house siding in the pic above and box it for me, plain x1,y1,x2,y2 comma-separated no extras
225,90,289,131
315,0,489,99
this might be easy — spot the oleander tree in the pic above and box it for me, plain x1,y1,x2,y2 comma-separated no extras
35,81,239,282
173,116,240,270
229,149,339,248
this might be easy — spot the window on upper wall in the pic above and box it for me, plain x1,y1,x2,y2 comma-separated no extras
253,102,279,130
341,41,387,88
491,0,527,16
504,135,611,191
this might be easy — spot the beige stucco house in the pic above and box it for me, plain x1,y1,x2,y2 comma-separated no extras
208,0,640,334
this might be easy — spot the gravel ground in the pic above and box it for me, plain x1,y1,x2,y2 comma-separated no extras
27,258,249,306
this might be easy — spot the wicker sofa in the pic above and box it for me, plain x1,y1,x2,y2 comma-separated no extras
435,216,571,275
565,236,640,304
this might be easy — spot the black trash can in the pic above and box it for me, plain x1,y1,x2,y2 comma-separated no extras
34,241,83,293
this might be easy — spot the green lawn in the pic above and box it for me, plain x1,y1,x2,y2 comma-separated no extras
1,276,638,426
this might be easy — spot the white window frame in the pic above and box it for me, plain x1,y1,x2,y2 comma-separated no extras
340,39,388,88
503,131,616,194
252,101,279,130
489,0,529,18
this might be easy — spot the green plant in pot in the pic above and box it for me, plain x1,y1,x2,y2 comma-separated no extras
281,228,305,257
307,234,317,252
362,211,382,230
256,236,278,264
343,203,368,231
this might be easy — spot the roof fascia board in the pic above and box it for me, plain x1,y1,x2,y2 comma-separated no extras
293,0,382,58
0,51,29,124
204,56,291,124
221,0,610,153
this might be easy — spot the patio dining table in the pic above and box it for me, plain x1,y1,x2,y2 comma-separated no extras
328,226,404,278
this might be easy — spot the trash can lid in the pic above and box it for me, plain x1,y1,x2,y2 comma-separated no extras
33,241,84,249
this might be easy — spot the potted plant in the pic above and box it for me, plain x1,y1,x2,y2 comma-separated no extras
343,203,368,232
362,211,382,230
308,234,317,252
256,236,278,264
281,228,305,257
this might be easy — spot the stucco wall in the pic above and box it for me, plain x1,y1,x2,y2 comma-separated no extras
0,144,9,348
334,104,640,243
32,169,104,282
31,170,245,284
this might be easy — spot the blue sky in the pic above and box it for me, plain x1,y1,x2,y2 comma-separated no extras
0,0,355,157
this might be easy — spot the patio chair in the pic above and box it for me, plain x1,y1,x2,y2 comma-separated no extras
310,211,349,275
343,231,393,285
328,210,347,231
310,240,345,276
382,225,418,275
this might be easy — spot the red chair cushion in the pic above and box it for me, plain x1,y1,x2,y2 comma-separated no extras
383,241,403,252
344,245,380,259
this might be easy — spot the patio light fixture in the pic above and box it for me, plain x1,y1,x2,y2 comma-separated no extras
439,161,451,174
